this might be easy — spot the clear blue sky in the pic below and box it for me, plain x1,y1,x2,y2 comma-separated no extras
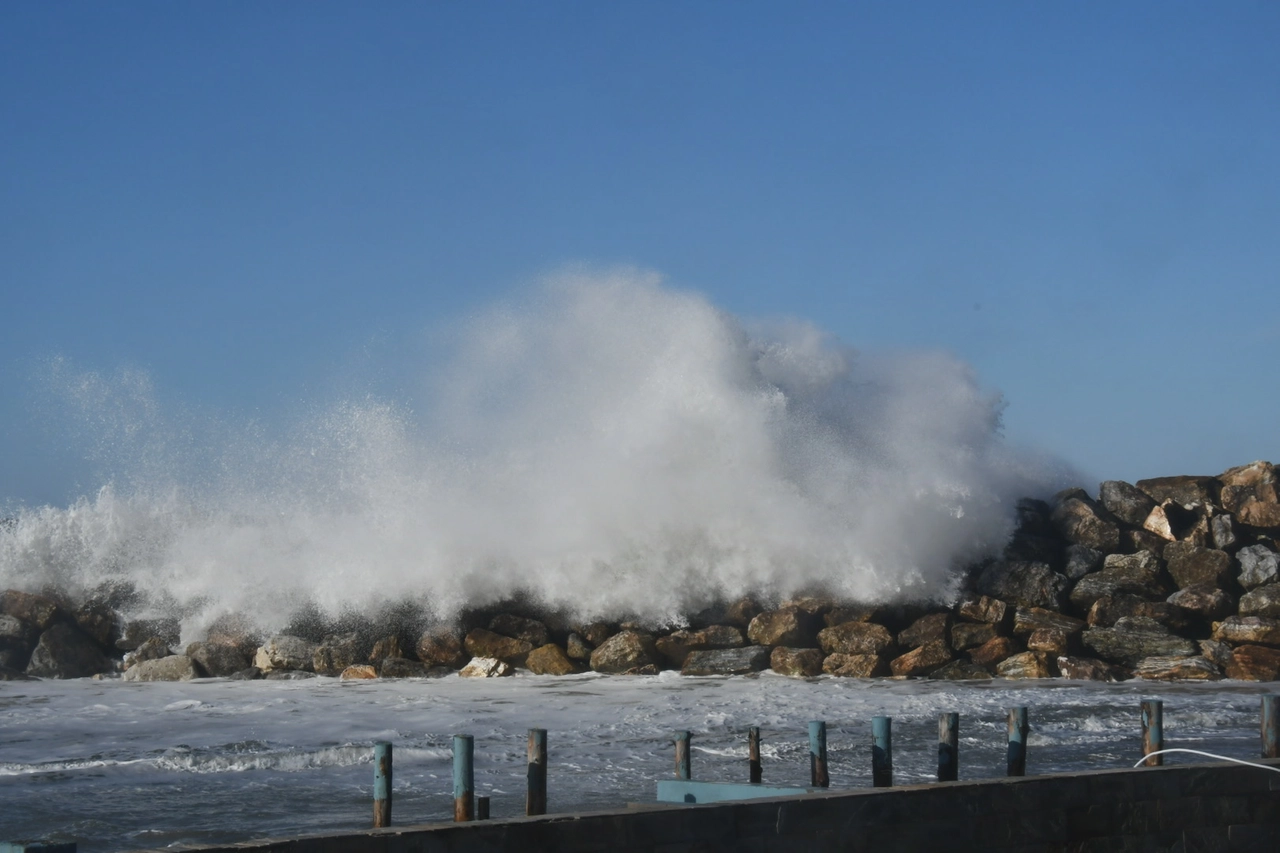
2,1,1278,507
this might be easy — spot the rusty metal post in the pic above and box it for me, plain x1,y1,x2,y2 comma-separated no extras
1263,696,1279,759
372,741,392,827
809,720,829,788
674,731,691,780
453,734,474,821
1007,707,1028,776
1141,699,1163,767
871,716,892,787
748,726,762,784
526,728,547,816
938,712,959,782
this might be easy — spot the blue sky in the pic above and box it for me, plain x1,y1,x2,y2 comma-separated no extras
2,1,1278,507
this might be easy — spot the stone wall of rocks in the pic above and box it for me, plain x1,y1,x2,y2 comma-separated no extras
5,460,1280,684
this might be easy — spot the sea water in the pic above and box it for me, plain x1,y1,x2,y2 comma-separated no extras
0,673,1269,851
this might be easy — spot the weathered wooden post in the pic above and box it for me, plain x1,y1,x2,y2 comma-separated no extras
453,734,475,821
1007,707,1029,777
476,796,490,820
1263,695,1279,759
871,716,892,787
748,726,762,784
937,712,959,782
527,728,548,816
373,741,392,828
809,720,829,788
675,731,692,780
1141,699,1164,767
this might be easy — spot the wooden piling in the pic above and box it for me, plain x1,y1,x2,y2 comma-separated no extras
1007,707,1029,777
675,731,692,780
937,712,959,782
453,734,475,821
372,741,392,828
1263,696,1279,759
1141,700,1163,767
476,796,490,821
871,716,892,788
748,726,762,784
809,720,829,788
526,728,548,816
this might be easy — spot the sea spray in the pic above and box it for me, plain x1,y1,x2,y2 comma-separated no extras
0,269,1069,638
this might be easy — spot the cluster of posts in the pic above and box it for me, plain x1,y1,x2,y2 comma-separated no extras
367,695,1280,828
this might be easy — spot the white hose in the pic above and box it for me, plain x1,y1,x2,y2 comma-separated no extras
1131,748,1280,773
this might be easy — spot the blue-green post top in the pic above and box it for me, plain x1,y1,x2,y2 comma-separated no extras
373,741,392,801
871,715,892,788
1007,706,1029,777
1141,699,1164,767
453,734,475,799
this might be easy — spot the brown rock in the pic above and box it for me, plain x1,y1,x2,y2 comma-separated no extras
770,647,824,676
969,636,1022,669
889,639,952,677
1013,607,1085,637
122,655,198,682
724,597,763,629
823,604,883,628
1238,502,1280,529
747,607,819,647
1099,480,1157,527
1051,497,1121,552
416,628,467,669
1133,656,1221,681
950,622,998,651
576,621,613,647
312,633,363,676
526,643,578,675
817,621,895,657
822,653,885,678
1225,645,1280,680
464,628,533,664
1069,551,1167,610
1239,584,1280,619
955,595,1010,626
73,602,120,648
927,660,992,680
996,651,1054,679
488,614,550,647
0,590,63,631
1086,594,1194,634
897,613,951,649
459,657,512,678
1167,586,1236,622
565,633,593,661
1199,639,1234,669
1026,629,1071,656
1212,616,1280,647
589,630,658,673
1135,475,1219,508
380,657,428,678
368,635,405,666
655,625,745,668
1164,542,1233,590
1126,528,1174,554
1057,656,1124,681
976,561,1070,610
187,641,250,677
339,664,378,680
1219,460,1277,492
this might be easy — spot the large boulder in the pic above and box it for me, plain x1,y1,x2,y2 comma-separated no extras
25,624,113,678
1025,629,1072,656
817,621,894,657
770,647,823,677
1056,656,1124,681
1239,584,1280,620
1238,546,1280,590
969,636,1022,670
0,614,35,670
996,651,1053,679
1099,481,1156,527
1063,546,1104,581
681,646,770,676
1237,502,1280,529
950,622,998,651
1166,586,1236,622
1212,616,1280,647
897,613,950,649
416,627,467,669
565,633,593,661
1226,645,1280,681
459,657,512,678
526,644,578,676
73,601,121,648
1051,497,1121,552
589,630,658,673
746,607,820,647
954,595,1011,626
488,614,550,647
1132,656,1221,681
822,653,885,678
187,641,251,677
340,665,378,680
975,561,1070,610
1086,595,1193,634
124,636,172,669
1135,475,1219,508
1082,619,1197,667
1069,551,1167,610
312,633,364,676
0,590,63,632
368,636,406,667
889,639,952,677
1013,607,1085,637
655,625,744,668
1163,542,1233,590
463,628,533,665
253,635,317,673
1219,460,1277,493
122,655,198,682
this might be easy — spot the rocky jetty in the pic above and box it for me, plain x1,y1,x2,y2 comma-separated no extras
4,460,1280,684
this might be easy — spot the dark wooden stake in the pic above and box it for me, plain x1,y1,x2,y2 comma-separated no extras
1141,699,1163,767
871,716,892,787
1263,695,1279,759
373,741,392,828
476,796,490,821
937,712,959,782
1007,707,1029,777
748,726,762,784
674,731,691,780
526,728,548,816
809,720,829,788
453,734,474,821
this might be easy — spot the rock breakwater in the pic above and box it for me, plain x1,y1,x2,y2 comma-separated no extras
4,460,1280,684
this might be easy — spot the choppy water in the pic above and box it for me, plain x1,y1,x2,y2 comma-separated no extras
0,673,1271,851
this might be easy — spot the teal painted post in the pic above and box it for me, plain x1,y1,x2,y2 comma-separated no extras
937,712,959,782
674,731,692,780
871,716,892,787
748,726,762,784
526,728,548,816
1263,696,1279,759
1007,707,1029,776
809,720,829,787
453,734,475,821
373,741,392,827
1141,700,1163,767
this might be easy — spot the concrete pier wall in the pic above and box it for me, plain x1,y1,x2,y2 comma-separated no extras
136,758,1280,853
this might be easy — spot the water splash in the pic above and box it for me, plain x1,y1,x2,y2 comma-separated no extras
0,270,1070,637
